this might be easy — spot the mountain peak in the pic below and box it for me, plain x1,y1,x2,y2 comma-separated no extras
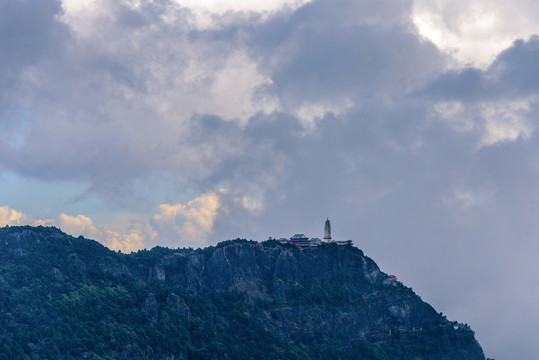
0,226,486,359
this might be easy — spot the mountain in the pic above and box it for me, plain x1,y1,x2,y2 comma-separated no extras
0,226,486,359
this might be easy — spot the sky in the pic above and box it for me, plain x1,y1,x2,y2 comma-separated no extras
1,0,539,358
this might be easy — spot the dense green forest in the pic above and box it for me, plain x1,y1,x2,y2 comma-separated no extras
0,226,486,359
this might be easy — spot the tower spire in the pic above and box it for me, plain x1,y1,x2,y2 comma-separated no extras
324,218,332,242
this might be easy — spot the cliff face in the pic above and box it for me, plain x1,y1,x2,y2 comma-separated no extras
0,226,486,360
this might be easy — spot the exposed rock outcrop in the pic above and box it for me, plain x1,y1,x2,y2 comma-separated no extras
0,226,486,360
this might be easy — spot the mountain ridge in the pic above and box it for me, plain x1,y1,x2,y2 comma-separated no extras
0,225,487,359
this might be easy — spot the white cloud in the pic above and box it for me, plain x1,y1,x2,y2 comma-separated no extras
172,0,312,30
150,189,259,247
144,49,278,127
0,206,143,252
173,0,311,14
151,191,221,247
200,51,279,126
1,188,259,251
61,0,312,32
103,222,155,252
441,188,481,209
479,100,533,147
434,99,534,147
34,213,110,246
0,205,33,226
294,98,353,132
412,0,539,68
55,213,94,236
433,101,476,132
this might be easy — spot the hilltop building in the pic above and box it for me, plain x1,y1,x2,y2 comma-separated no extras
324,218,332,242
289,234,310,247
273,219,352,248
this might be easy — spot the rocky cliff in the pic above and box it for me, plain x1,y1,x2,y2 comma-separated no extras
0,226,486,359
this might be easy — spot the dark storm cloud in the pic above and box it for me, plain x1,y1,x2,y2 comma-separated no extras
0,0,68,136
0,0,65,85
247,0,444,107
493,36,539,94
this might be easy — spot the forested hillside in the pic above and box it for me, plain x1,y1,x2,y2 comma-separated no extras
0,226,486,359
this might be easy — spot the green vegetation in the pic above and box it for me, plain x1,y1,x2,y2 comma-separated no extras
0,226,485,360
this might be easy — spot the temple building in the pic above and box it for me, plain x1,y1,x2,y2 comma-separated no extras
289,234,310,247
274,218,352,248
324,218,332,242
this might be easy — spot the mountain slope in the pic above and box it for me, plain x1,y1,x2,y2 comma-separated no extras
0,226,486,359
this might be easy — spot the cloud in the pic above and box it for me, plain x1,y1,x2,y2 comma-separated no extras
294,98,353,131
440,186,495,210
197,51,278,125
1,206,147,252
34,213,111,247
0,0,445,196
1,187,259,251
55,213,94,236
422,37,539,148
61,0,313,33
151,192,221,247
479,100,533,146
103,222,155,253
170,0,313,30
3,0,539,358
0,0,284,190
423,36,539,100
150,189,260,248
251,0,444,109
173,0,311,15
0,206,33,226
0,0,66,98
412,0,539,67
432,99,533,148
